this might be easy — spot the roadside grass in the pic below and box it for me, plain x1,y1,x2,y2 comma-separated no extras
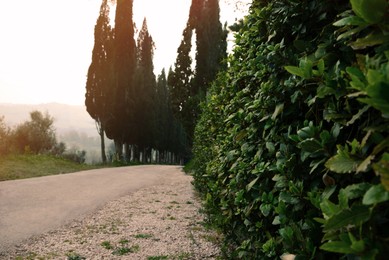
134,233,153,239
100,239,140,256
0,154,101,181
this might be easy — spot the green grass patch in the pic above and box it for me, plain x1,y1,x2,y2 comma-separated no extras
0,154,100,181
134,233,153,239
112,244,140,256
147,256,169,260
101,241,114,250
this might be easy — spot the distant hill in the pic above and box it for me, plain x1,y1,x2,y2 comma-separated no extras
0,103,97,137
0,103,111,163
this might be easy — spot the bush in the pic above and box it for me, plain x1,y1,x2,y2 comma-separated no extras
192,0,389,259
0,111,89,165
0,116,10,155
11,110,57,154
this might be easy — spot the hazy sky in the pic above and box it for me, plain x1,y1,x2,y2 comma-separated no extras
0,0,249,105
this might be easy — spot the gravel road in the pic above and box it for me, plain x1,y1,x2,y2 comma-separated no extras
0,165,220,259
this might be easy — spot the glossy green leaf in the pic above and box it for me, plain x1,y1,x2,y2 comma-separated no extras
266,142,276,154
367,69,384,86
346,105,370,126
279,191,299,204
325,150,362,174
363,184,389,205
338,183,371,209
337,26,366,41
320,199,340,219
285,66,305,78
373,153,389,191
333,15,367,26
356,155,374,173
247,177,259,191
317,59,325,75
347,66,365,82
323,205,370,231
299,138,323,153
331,124,341,139
317,85,336,98
322,185,337,200
271,103,284,120
320,241,355,254
351,33,389,50
272,216,280,225
279,227,294,245
297,124,316,139
350,0,388,23
260,203,272,217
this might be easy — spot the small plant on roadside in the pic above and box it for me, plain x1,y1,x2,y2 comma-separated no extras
101,241,114,250
119,238,129,245
66,252,86,260
134,233,153,239
174,252,193,260
112,244,140,256
147,256,169,260
15,252,38,260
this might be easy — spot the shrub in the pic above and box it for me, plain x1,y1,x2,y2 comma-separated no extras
11,111,57,154
192,0,389,259
0,116,11,155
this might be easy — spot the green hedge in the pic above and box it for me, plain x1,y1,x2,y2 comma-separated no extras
192,0,389,259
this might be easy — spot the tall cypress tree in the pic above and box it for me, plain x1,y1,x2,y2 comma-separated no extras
105,0,137,158
85,0,114,163
134,18,156,162
194,0,227,93
169,0,227,157
168,25,194,136
155,69,169,160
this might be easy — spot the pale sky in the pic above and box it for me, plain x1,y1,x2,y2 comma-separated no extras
0,0,249,105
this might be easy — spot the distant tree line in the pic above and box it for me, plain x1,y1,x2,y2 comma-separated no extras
85,0,227,164
0,111,86,163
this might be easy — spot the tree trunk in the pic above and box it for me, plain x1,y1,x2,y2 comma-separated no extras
114,139,123,161
142,147,147,164
124,143,131,163
133,145,140,163
100,128,107,164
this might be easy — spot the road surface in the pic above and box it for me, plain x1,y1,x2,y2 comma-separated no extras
0,165,182,252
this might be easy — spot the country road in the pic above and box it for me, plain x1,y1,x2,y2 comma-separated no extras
0,165,182,252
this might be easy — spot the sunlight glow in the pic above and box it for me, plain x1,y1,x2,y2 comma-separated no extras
0,0,249,105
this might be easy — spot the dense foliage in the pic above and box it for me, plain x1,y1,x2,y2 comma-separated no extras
192,0,389,258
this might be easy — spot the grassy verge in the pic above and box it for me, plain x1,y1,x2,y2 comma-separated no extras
0,154,101,181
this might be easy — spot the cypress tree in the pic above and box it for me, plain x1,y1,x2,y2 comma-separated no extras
106,0,137,159
169,0,227,157
194,0,227,93
134,18,156,162
85,0,114,163
155,69,169,162
168,24,194,139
